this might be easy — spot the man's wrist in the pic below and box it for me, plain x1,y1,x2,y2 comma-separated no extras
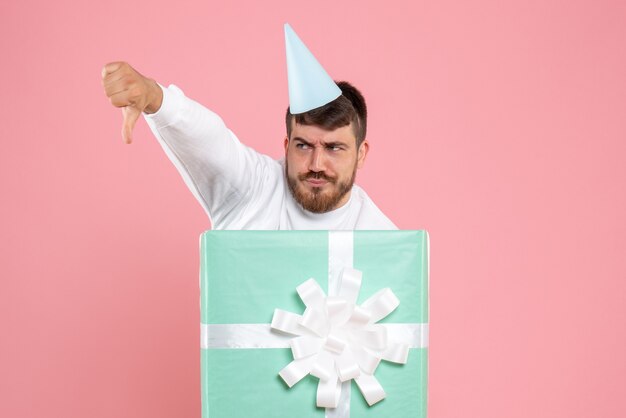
144,80,163,114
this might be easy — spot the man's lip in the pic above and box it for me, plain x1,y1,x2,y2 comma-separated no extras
305,178,329,186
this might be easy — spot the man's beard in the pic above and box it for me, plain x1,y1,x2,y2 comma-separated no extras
286,160,357,213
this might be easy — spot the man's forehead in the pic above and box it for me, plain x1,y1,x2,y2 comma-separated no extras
290,121,356,144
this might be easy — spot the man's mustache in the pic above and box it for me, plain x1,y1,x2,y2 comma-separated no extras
298,171,336,183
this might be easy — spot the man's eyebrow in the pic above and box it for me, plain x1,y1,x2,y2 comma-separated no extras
323,141,349,148
292,136,312,146
292,137,350,148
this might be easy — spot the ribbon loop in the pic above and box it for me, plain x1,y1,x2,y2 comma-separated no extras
300,307,329,337
271,309,303,335
351,345,381,375
361,288,400,323
354,374,386,406
335,349,361,382
323,334,346,354
381,342,410,364
347,305,371,326
311,350,334,381
279,356,317,387
326,296,351,325
297,278,326,308
317,374,341,408
291,336,323,359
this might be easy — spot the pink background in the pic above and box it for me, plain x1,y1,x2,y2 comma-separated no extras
1,0,625,417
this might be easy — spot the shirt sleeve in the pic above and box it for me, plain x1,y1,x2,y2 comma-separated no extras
143,84,282,228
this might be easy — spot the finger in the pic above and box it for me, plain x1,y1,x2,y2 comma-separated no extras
103,79,126,98
101,62,126,79
108,89,134,108
103,77,134,98
101,70,126,88
121,106,142,144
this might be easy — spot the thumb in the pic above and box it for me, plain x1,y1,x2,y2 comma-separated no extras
121,106,142,144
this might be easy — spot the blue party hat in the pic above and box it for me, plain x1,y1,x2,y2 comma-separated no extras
284,23,342,114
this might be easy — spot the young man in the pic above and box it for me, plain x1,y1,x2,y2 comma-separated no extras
101,60,396,230
103,26,396,230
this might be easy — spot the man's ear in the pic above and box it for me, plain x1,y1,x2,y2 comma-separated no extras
356,140,369,169
284,136,289,154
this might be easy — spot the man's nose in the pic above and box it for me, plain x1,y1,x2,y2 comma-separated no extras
308,146,326,172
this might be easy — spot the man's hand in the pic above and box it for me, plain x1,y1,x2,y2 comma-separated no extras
101,62,163,144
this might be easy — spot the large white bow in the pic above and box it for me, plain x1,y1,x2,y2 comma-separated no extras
270,268,410,409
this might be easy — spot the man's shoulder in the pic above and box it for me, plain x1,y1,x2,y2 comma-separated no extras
350,185,398,230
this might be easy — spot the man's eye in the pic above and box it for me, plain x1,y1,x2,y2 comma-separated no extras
328,146,342,151
296,143,310,150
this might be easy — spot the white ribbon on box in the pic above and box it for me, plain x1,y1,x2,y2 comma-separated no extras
201,231,428,418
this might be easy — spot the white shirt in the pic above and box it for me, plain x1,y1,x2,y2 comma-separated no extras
144,85,397,230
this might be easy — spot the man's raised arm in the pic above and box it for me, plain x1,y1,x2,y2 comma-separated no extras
100,62,283,228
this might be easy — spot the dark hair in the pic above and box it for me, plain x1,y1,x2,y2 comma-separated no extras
285,81,368,147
